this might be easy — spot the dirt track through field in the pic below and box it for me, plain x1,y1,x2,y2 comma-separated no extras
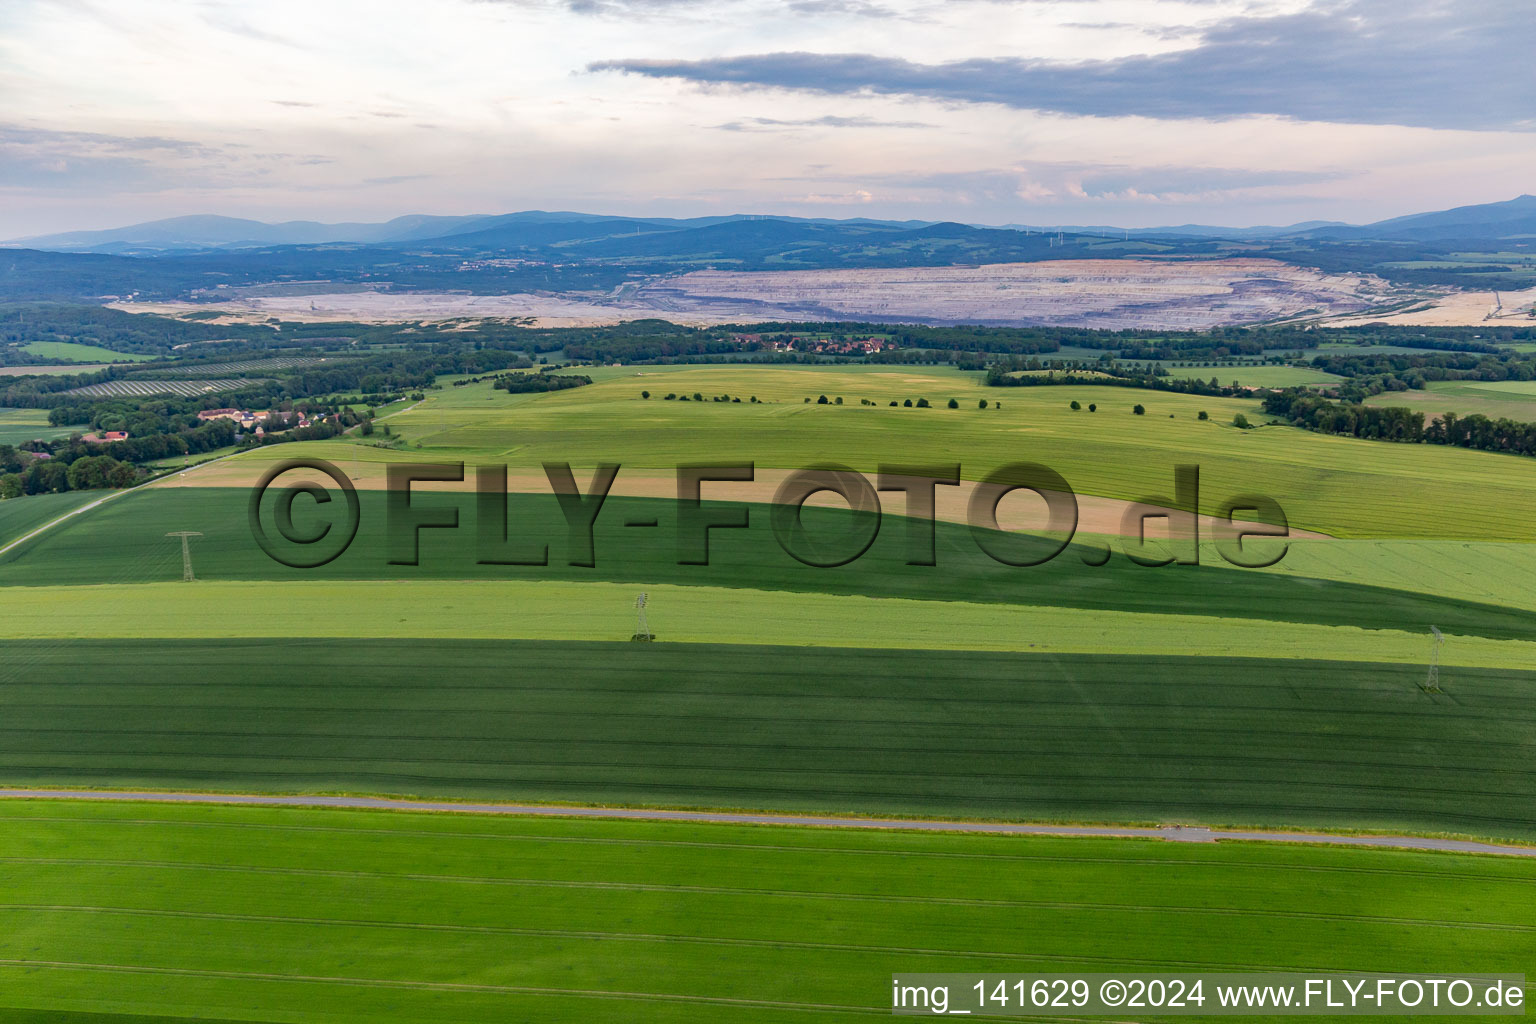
1,790,1529,857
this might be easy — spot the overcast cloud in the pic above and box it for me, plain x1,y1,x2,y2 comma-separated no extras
0,0,1529,236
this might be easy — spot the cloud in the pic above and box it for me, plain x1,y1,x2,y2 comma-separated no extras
0,124,234,193
709,114,933,131
590,0,1536,131
782,162,1353,207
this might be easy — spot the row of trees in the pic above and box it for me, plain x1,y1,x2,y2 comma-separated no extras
0,452,136,498
1262,390,1536,456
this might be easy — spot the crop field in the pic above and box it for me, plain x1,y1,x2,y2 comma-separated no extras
3,359,1534,1018
1,639,1533,836
1161,364,1346,388
18,341,154,363
6,487,1536,642
133,355,347,377
0,491,104,548
0,408,71,445
62,377,263,399
1365,379,1536,424
0,364,109,377
4,801,1531,1024
328,367,1536,540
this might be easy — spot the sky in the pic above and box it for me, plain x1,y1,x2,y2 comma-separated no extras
0,0,1530,237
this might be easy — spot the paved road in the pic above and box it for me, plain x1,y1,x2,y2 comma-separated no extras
3,790,1532,858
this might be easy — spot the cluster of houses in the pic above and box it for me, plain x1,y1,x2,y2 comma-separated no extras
770,335,892,355
197,407,315,436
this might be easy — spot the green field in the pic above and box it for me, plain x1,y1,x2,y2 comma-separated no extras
7,487,1534,642
1162,364,1346,388
320,368,1536,540
1,639,1533,837
18,341,154,363
1366,379,1536,424
2,800,1531,1023
0,408,73,446
0,491,107,548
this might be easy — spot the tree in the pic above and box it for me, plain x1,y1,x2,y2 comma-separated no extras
947,398,959,409
1069,400,1081,410
641,390,651,399
890,401,898,406
817,395,829,404
1233,412,1252,429
0,473,21,500
1088,403,1095,412
1198,410,1209,420
916,398,930,408
903,399,913,407
979,399,988,409
1133,404,1146,415
835,396,843,405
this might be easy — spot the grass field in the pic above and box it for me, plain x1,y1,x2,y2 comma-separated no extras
1,639,1533,837
19,342,154,363
6,487,1534,641
1365,379,1536,424
2,801,1532,1023
0,408,73,446
1161,364,1346,388
0,491,107,548
319,368,1536,540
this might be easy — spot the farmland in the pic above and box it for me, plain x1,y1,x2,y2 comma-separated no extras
1161,364,1347,388
0,490,103,548
5,801,1531,1024
318,367,1536,540
1365,379,1536,424
18,341,154,363
2,352,1534,1020
0,364,109,377
61,377,264,399
0,408,71,445
2,639,1534,836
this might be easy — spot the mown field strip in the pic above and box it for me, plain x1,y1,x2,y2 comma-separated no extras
1,801,1531,1023
2,579,1532,666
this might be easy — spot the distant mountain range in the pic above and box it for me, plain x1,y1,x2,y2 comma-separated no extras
9,195,1535,255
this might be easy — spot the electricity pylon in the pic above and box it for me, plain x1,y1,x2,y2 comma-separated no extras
166,531,203,581
1423,625,1444,692
632,592,654,642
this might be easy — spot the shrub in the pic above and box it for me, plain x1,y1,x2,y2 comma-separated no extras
890,401,898,406
665,393,676,400
1088,403,1095,412
1069,400,1080,411
641,391,650,399
947,398,959,409
1133,404,1146,415
835,396,843,405
1233,412,1252,429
